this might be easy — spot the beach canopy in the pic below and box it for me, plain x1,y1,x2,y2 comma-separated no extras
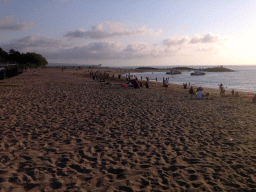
131,79,140,88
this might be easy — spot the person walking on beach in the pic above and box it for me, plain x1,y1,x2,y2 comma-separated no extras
219,83,225,96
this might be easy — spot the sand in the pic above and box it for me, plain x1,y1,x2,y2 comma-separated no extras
0,67,256,191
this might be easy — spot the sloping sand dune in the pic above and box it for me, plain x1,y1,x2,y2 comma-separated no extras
0,68,256,191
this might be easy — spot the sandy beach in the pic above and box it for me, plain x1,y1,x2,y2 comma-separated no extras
1,67,256,191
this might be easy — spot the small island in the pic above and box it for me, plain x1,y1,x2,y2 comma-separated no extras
169,66,235,72
201,66,235,72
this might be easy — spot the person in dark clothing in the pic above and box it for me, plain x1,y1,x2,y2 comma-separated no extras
189,86,195,94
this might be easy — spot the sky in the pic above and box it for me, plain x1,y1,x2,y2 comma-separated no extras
1,0,256,67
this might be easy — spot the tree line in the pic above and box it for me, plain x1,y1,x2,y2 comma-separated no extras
0,48,48,68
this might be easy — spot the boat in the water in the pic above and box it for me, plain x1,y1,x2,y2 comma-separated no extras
191,70,206,75
166,69,182,75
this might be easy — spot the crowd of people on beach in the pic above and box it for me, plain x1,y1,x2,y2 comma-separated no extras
86,69,256,103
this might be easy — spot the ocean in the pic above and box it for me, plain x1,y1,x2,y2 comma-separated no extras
122,66,256,93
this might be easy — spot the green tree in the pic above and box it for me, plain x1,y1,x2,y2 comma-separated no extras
8,49,21,63
24,52,48,67
0,47,48,67
0,48,8,62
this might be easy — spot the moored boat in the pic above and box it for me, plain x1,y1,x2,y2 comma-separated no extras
191,70,206,75
166,69,182,75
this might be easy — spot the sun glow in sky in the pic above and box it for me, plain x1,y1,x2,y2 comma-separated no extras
1,0,256,66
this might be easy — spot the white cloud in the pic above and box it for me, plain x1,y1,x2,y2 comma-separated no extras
43,41,178,61
0,16,14,25
190,33,219,44
64,22,162,39
0,16,34,31
162,33,220,48
1,0,11,3
162,36,187,47
0,34,73,52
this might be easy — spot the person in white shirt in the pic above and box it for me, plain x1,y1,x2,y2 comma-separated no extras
164,78,168,88
197,88,208,99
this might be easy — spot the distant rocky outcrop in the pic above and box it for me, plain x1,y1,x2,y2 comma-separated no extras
170,66,234,72
202,66,235,72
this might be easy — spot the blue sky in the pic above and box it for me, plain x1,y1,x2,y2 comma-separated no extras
1,0,256,66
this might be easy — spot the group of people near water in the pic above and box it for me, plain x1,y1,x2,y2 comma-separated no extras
124,77,149,88
188,86,209,99
89,70,256,102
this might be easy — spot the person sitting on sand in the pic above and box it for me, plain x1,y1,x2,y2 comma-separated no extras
145,81,149,88
231,89,234,96
189,86,195,94
235,92,239,97
196,88,208,99
197,87,202,92
183,83,187,89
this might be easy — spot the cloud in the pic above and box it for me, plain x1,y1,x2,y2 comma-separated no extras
43,41,177,61
0,16,34,31
64,22,162,39
0,22,34,31
0,32,225,63
0,34,73,52
162,33,220,48
190,33,219,44
162,37,187,47
1,0,11,3
0,16,15,25
197,47,214,51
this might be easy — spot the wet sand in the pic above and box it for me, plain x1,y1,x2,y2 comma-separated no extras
0,68,256,191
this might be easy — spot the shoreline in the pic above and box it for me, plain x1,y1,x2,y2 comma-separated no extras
81,67,255,100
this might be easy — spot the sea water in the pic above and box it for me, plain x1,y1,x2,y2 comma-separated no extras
123,66,256,93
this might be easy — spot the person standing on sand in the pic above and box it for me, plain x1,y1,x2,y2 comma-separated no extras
164,78,168,89
252,95,256,103
219,84,225,96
